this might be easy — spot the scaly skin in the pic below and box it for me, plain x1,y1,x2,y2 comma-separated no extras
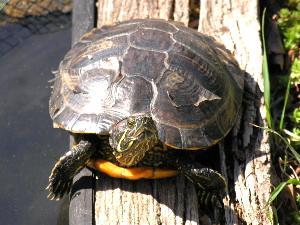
47,133,225,201
47,140,93,200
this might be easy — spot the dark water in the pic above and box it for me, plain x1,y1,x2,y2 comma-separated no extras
0,28,71,225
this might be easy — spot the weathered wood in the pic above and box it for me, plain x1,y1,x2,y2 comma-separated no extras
69,168,94,225
94,1,202,225
69,1,95,225
93,0,272,224
96,0,189,27
199,1,272,225
95,175,200,225
72,0,95,45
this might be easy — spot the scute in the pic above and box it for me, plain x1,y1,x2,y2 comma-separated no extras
50,19,243,148
113,76,153,115
122,47,167,81
140,19,178,33
129,28,174,51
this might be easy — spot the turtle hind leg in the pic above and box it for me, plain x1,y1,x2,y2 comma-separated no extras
197,189,223,208
177,160,226,203
180,164,226,207
47,139,93,200
183,167,226,194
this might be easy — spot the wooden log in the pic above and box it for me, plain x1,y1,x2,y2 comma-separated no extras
90,0,273,224
96,0,189,27
69,1,95,225
95,175,200,225
71,0,95,45
94,1,204,224
199,1,273,225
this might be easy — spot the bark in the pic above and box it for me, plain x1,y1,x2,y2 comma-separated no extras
96,0,189,27
69,2,95,225
95,1,199,224
94,0,273,224
199,1,273,225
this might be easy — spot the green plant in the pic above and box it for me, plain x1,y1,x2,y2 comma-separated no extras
290,58,300,87
262,8,273,128
261,2,300,222
277,2,300,145
277,2,300,50
267,178,300,206
252,125,300,163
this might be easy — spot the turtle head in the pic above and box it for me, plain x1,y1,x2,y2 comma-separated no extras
109,116,159,166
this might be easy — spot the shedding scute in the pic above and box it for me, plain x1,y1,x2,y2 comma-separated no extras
70,114,99,133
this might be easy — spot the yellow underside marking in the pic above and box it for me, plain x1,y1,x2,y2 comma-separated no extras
88,160,178,180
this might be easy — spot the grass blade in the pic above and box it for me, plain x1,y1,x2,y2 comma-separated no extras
267,181,287,205
262,8,273,128
251,124,300,163
279,76,291,130
267,179,300,206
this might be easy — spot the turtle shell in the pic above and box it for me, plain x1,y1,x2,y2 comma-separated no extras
49,19,244,149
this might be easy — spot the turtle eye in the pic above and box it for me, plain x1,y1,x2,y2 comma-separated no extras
127,117,135,128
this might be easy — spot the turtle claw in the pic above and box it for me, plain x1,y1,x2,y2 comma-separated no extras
46,140,92,200
181,166,225,207
47,156,74,200
182,166,226,196
198,189,223,208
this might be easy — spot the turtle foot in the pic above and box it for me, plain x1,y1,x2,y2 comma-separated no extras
46,151,75,200
197,189,223,208
183,166,225,207
183,166,226,196
47,140,92,200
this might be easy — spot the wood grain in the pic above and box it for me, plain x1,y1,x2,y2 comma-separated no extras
199,1,272,224
96,0,189,27
92,0,272,224
69,1,95,225
94,1,202,224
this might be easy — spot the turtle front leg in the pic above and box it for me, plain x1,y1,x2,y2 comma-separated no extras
47,139,93,200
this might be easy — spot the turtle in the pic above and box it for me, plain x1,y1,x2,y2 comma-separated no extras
47,19,244,201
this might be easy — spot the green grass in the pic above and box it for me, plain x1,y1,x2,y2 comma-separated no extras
251,124,300,163
267,178,300,206
279,76,291,131
261,2,300,224
262,8,273,129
